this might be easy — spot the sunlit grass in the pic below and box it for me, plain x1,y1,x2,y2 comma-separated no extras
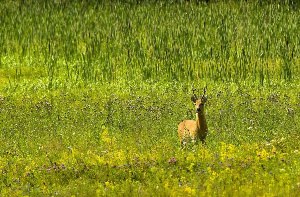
1,81,300,195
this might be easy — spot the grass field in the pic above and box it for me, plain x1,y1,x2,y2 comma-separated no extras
1,1,300,196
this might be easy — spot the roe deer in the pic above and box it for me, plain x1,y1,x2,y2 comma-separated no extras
178,87,208,145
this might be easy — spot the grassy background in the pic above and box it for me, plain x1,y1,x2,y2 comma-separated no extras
1,0,299,86
1,0,300,196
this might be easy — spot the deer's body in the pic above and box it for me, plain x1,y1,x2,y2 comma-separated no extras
178,88,208,145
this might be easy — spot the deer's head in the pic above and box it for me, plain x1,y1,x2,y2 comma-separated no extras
191,87,207,114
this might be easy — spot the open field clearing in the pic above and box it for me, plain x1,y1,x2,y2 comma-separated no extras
1,1,300,196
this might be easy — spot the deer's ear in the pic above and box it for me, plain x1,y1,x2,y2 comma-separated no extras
191,94,197,103
201,95,207,103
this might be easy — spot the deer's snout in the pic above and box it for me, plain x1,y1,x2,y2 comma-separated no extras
196,103,204,113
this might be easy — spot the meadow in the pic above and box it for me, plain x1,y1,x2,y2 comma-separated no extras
0,0,300,196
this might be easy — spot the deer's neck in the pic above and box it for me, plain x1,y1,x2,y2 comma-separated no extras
196,112,207,130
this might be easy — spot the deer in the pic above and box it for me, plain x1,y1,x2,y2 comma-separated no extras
178,87,208,146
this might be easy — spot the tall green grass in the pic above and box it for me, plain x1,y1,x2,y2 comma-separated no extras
0,1,299,87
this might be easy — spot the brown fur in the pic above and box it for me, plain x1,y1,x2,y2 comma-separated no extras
178,93,208,145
